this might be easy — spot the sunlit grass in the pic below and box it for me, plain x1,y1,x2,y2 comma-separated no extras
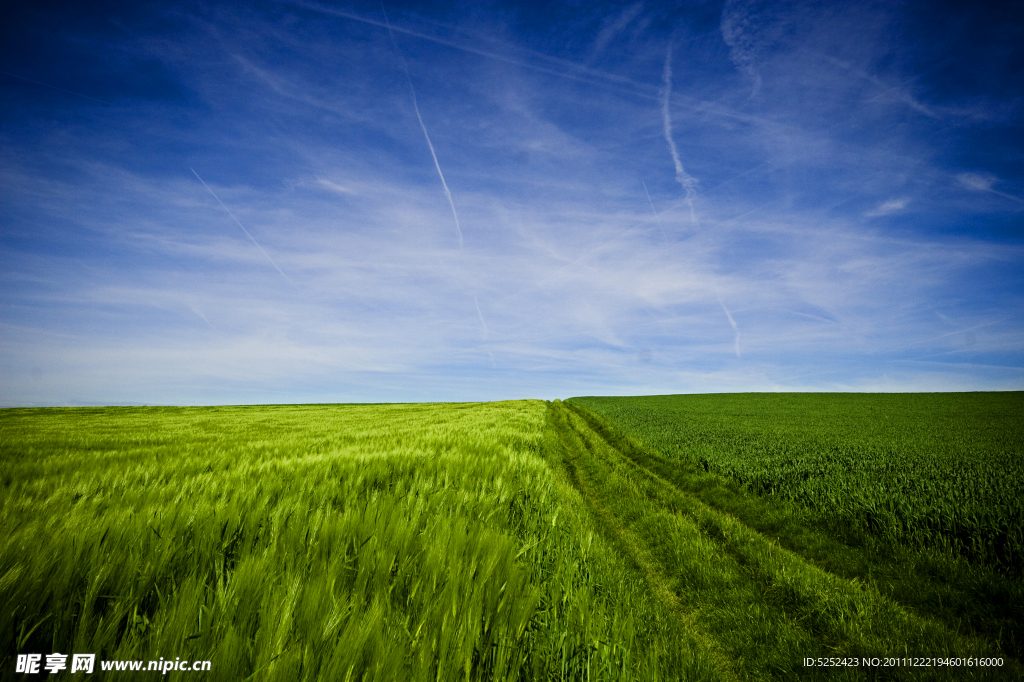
3,396,1020,680
1,401,721,681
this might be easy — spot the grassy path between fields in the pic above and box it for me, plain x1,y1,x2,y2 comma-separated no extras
546,400,1021,681
550,406,741,682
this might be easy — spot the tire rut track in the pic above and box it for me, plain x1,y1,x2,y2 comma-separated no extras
550,401,742,682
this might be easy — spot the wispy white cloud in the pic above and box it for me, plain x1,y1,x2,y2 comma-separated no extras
958,172,997,192
719,0,769,97
316,178,356,194
2,1,1021,404
958,172,1024,204
865,197,910,217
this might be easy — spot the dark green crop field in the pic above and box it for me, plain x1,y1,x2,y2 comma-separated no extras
2,395,1021,680
568,393,1024,573
568,393,1024,669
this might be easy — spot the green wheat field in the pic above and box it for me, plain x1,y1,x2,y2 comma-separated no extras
1,393,1022,680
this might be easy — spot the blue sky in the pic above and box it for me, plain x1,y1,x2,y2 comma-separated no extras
2,0,1022,406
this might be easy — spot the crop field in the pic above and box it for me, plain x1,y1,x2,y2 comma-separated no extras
567,393,1024,666
2,395,1022,680
568,393,1024,572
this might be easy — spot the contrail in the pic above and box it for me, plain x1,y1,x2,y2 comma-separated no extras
642,181,668,243
661,44,699,225
291,0,649,99
0,70,109,104
188,304,217,331
718,295,741,358
381,3,464,249
190,168,297,288
822,55,938,119
473,295,489,338
473,296,496,367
